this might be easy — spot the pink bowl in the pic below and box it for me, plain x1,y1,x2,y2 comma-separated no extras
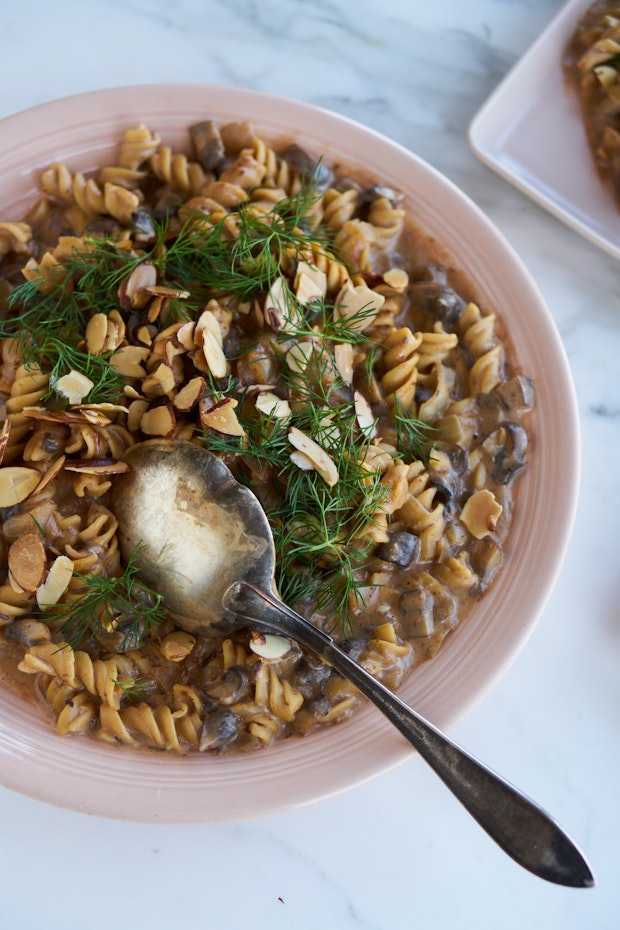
0,84,579,822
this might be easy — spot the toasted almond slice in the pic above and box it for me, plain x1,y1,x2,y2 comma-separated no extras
334,343,353,385
103,309,127,352
202,328,229,378
145,285,190,299
354,390,377,437
255,391,291,419
110,345,150,378
195,307,224,348
290,450,315,472
142,362,178,398
8,533,47,592
8,570,26,595
200,397,245,436
335,283,385,332
294,261,328,305
0,466,41,507
85,313,108,355
160,631,196,662
176,321,196,350
249,631,292,660
140,405,177,437
264,276,295,332
22,407,111,427
64,458,131,475
173,376,205,413
0,417,12,466
54,369,94,405
35,454,66,495
288,426,339,487
36,555,74,610
285,341,315,373
127,398,150,433
118,263,158,310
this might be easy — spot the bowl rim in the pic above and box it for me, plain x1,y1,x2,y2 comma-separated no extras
0,83,580,823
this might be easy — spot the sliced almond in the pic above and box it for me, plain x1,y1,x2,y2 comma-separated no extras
85,313,108,355
176,321,196,350
110,345,150,378
202,328,229,378
0,466,41,508
160,631,196,662
249,631,292,660
173,377,205,413
354,391,377,437
334,343,353,385
140,405,177,437
255,391,291,419
118,262,158,309
199,397,245,436
127,398,150,432
63,458,131,475
195,307,224,347
0,417,12,465
335,283,385,332
8,533,47,592
145,285,190,300
103,310,127,352
54,369,94,405
290,450,315,472
288,427,339,487
36,554,74,610
285,341,315,374
142,362,178,398
294,261,328,305
34,454,66,494
22,407,111,427
264,276,299,332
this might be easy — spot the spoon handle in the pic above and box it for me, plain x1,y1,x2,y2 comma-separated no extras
226,581,594,888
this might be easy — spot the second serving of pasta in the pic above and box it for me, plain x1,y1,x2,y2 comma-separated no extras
0,118,532,753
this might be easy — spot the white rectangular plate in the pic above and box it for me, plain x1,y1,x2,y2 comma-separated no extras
469,0,620,261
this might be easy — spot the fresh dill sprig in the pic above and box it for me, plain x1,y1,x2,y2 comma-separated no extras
200,336,389,633
161,175,334,302
111,677,154,701
41,546,167,650
393,397,436,464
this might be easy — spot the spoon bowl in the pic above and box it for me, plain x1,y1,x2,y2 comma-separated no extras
113,439,276,636
112,438,594,888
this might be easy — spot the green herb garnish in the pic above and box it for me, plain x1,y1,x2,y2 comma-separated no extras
41,546,166,650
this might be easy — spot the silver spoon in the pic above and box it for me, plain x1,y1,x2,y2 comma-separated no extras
112,438,594,888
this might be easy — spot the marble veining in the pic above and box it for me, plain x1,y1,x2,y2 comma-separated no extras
0,0,618,928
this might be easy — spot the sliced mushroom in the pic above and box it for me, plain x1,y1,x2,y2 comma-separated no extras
199,708,240,751
189,120,226,171
399,588,434,638
204,666,249,705
376,530,420,568
408,282,467,327
480,422,528,485
495,374,534,413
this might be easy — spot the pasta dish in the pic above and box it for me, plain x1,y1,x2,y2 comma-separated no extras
0,118,532,753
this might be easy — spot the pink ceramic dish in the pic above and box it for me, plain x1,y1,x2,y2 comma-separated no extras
0,84,579,823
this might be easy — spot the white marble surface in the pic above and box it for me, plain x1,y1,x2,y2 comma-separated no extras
0,0,618,927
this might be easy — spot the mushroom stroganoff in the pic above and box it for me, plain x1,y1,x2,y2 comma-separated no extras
0,119,533,754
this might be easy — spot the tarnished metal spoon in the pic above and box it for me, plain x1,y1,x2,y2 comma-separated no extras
112,438,594,888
